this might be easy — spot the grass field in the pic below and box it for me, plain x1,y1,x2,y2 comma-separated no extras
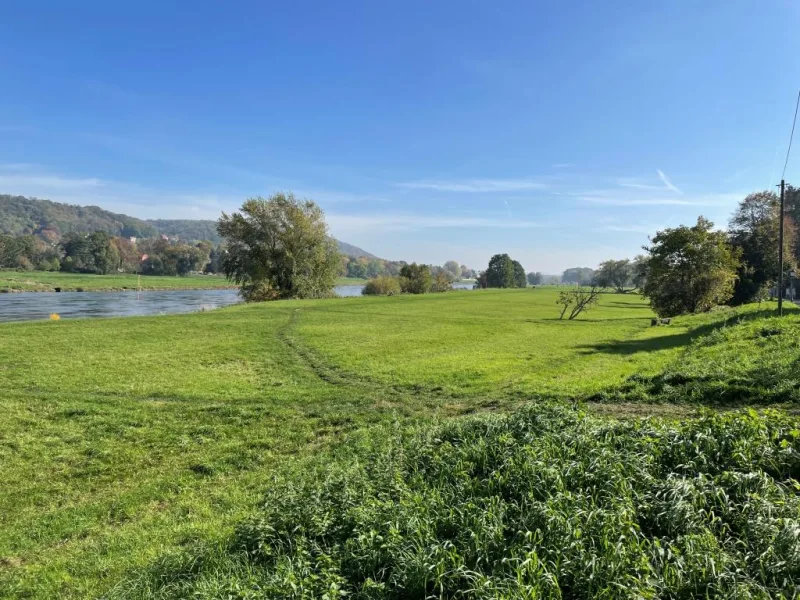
0,288,795,597
132,404,800,598
0,270,364,293
0,270,236,292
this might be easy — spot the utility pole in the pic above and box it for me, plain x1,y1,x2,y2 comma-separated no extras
778,179,786,316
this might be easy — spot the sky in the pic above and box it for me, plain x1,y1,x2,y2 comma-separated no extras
2,1,800,273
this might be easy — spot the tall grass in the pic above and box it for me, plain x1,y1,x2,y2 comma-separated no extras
592,314,800,405
118,403,800,598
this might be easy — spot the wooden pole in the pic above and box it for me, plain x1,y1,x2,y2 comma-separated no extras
779,179,786,316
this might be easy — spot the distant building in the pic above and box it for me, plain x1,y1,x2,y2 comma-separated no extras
129,237,137,243
160,234,169,241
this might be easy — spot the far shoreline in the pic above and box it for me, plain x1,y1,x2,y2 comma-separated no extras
0,271,366,294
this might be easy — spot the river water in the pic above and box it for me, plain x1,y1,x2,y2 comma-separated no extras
0,282,476,323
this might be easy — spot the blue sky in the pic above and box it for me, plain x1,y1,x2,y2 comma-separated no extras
2,1,800,273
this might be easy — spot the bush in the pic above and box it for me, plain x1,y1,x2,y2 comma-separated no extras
399,263,432,294
239,280,280,302
362,275,401,296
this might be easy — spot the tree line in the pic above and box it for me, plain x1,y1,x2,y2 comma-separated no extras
0,230,221,276
552,187,800,317
341,256,476,281
131,187,800,316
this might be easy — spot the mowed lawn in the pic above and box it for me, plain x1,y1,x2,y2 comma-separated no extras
0,287,745,597
295,288,722,397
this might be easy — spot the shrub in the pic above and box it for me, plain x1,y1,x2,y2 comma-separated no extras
239,280,280,302
362,275,401,296
399,263,432,294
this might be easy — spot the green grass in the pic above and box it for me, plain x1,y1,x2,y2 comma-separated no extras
0,270,236,292
120,403,800,598
0,270,363,292
591,309,800,405
0,288,794,597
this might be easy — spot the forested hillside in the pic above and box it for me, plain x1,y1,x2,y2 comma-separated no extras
0,194,375,256
1,195,160,239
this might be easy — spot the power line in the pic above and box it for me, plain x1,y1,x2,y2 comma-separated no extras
782,89,800,180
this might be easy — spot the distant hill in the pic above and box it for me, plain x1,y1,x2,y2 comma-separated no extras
335,239,377,259
0,194,376,258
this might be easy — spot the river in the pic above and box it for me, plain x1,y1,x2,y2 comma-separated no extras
0,282,476,323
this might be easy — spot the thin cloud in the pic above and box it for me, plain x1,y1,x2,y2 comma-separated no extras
603,224,660,234
327,213,544,232
580,194,692,206
579,191,741,207
657,169,683,195
552,163,574,169
617,178,667,191
397,178,547,193
723,167,751,183
0,172,104,190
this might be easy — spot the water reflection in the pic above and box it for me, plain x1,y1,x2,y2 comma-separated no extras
0,289,242,323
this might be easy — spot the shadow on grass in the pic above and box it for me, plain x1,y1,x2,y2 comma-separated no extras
534,317,649,323
577,309,784,356
603,301,651,309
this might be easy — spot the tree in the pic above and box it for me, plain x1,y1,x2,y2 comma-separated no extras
217,193,341,301
365,259,384,279
485,254,516,288
111,236,140,272
594,259,632,293
783,184,800,266
631,255,648,291
59,231,116,274
527,271,543,285
512,260,527,288
205,245,225,274
431,269,453,292
556,286,603,320
443,260,461,280
642,217,741,317
399,263,432,294
87,231,117,275
728,191,794,305
60,232,91,272
562,267,594,285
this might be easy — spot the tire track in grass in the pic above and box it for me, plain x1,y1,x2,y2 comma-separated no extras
275,309,514,415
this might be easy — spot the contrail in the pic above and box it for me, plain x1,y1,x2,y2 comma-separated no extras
657,170,683,195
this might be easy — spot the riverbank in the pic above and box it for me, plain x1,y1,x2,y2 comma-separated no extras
4,289,791,597
0,271,365,293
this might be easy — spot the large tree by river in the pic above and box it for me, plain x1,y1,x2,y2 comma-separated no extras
217,193,341,301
